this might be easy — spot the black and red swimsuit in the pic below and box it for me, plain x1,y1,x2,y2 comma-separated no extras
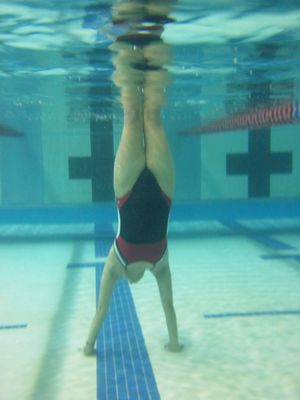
114,168,171,267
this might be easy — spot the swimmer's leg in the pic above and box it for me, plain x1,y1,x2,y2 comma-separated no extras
84,248,120,356
111,43,146,198
143,66,175,198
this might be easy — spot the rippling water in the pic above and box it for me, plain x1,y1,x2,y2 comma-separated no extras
1,0,300,120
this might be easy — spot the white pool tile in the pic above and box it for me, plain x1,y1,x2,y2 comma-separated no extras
1,230,300,400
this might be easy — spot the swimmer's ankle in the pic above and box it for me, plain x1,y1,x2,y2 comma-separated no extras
164,342,184,352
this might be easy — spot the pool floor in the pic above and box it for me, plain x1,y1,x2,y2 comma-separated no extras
1,229,300,399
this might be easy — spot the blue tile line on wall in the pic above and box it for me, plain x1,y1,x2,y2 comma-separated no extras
0,324,28,330
0,199,299,225
204,310,300,319
94,238,160,400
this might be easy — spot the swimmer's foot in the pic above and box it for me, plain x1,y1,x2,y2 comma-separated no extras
164,342,184,352
83,342,97,357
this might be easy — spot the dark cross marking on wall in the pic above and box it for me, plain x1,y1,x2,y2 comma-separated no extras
69,130,114,202
68,44,115,202
226,128,292,197
226,45,293,197
68,93,114,201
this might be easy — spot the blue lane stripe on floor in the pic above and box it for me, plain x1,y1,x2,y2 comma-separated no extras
221,220,296,250
261,254,300,262
254,235,295,250
0,324,27,329
94,238,112,258
95,263,160,400
67,262,100,269
204,310,300,319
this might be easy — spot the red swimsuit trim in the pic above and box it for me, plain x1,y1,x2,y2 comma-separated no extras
114,236,167,266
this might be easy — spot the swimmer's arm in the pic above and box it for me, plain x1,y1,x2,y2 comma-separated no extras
84,251,119,356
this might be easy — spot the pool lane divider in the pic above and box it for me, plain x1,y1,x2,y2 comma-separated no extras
94,238,160,400
180,97,300,135
204,310,300,319
0,324,27,330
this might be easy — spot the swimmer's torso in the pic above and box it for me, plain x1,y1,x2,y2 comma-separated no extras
114,167,171,266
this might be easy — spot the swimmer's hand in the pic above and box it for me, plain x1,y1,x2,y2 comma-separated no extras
164,342,184,352
83,342,97,356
